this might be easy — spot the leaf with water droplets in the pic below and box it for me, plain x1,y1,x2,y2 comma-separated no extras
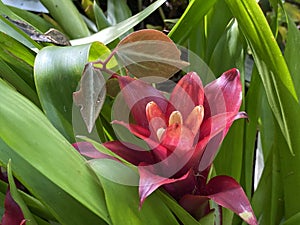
73,63,106,133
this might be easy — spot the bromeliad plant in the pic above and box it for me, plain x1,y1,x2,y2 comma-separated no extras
1,0,300,225
73,30,257,224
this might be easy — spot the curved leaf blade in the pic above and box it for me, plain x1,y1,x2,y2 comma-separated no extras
70,0,166,45
225,0,299,155
0,79,109,224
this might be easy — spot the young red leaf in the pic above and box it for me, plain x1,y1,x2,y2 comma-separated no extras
116,29,189,79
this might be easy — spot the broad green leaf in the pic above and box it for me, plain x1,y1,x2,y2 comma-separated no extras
70,0,166,45
225,0,299,156
0,139,108,225
0,79,109,224
168,0,218,45
7,160,38,225
39,0,90,39
90,159,181,225
34,42,112,141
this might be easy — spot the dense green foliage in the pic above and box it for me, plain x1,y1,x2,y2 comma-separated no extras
0,0,300,224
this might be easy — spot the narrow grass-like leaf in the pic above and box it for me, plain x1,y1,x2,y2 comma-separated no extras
285,16,300,98
70,0,166,45
0,58,39,107
168,0,217,45
243,69,262,197
225,0,299,156
8,6,52,33
93,1,110,31
39,0,90,39
205,0,233,62
107,0,132,26
0,14,41,51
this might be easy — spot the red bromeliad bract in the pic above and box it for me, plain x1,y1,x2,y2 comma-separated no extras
74,68,257,225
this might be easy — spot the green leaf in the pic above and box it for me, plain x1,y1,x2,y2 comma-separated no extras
34,42,112,141
39,0,90,39
7,160,38,225
198,211,215,225
0,79,109,224
168,0,218,45
0,58,39,106
285,16,300,98
70,0,166,45
8,5,53,33
90,159,181,225
0,180,55,221
251,117,284,225
282,212,300,225
107,0,132,26
93,2,110,31
158,191,201,225
205,0,233,62
0,139,108,225
0,13,41,51
225,0,299,156
243,68,262,197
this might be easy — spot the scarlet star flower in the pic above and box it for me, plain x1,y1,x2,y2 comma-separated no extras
74,68,257,225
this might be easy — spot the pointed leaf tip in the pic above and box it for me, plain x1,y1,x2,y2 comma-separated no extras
205,176,257,225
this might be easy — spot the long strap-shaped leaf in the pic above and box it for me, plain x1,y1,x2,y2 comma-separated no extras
70,0,166,45
225,0,299,154
168,0,217,44
0,79,110,224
